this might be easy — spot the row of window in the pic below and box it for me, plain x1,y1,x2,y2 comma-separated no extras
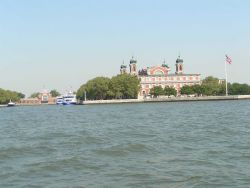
140,76,200,82
141,83,195,89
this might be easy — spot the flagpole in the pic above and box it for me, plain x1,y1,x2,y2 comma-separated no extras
225,59,228,96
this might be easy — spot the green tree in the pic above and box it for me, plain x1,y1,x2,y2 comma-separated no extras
150,86,165,97
180,85,194,95
164,86,177,96
17,92,25,99
229,83,250,95
50,89,61,97
108,76,123,99
109,74,140,99
30,92,40,98
0,88,25,104
84,77,110,100
76,74,140,100
76,85,86,101
191,84,204,96
201,76,221,96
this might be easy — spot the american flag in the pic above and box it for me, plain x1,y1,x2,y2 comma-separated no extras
225,55,232,64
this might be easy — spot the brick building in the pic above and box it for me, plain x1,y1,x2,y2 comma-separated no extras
120,56,201,97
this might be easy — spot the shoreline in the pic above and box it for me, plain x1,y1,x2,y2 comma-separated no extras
1,95,250,107
82,95,250,105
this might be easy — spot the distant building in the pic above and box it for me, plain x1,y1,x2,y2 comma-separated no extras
218,79,226,84
19,90,56,105
20,98,40,105
38,89,56,104
120,56,201,97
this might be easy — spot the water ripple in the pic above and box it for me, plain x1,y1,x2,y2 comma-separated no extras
0,101,250,187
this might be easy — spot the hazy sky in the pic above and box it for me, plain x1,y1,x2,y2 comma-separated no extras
0,0,249,96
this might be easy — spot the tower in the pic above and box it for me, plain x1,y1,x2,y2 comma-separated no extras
129,56,137,75
120,62,127,74
175,55,184,74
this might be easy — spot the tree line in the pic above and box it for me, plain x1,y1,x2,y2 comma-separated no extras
180,76,250,96
77,74,140,100
150,76,250,97
149,86,177,97
0,88,25,104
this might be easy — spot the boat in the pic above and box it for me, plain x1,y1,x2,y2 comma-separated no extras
7,100,16,107
56,96,64,105
61,91,77,105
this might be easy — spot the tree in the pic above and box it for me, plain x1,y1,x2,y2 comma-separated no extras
76,85,86,101
76,74,140,100
50,89,61,97
229,83,250,95
0,88,25,104
180,85,194,95
30,92,40,98
123,74,140,99
192,84,204,96
164,86,177,96
150,86,165,97
17,92,25,99
83,77,110,100
201,76,221,96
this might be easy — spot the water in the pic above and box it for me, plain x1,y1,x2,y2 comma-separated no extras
0,101,250,188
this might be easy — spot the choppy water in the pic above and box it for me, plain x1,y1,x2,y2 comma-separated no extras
0,101,250,188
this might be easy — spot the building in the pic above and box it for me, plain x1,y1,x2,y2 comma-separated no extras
120,56,201,97
19,90,56,105
19,98,41,105
38,90,52,103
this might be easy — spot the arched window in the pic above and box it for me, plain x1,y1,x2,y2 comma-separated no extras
179,65,182,71
154,70,164,75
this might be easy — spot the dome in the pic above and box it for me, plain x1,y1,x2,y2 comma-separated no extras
130,57,137,64
162,63,169,68
176,56,183,63
120,64,127,69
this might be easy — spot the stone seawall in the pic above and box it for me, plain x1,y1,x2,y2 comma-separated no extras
82,95,250,105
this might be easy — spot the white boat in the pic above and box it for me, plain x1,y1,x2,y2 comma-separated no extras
56,96,64,105
7,100,16,107
61,91,77,105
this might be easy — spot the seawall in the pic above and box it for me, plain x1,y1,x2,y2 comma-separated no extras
82,95,250,105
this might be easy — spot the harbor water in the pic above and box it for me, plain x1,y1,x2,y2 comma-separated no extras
0,100,250,187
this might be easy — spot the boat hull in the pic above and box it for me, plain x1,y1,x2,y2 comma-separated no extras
7,104,16,107
62,101,77,105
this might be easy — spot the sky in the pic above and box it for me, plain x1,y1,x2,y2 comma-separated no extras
0,0,249,96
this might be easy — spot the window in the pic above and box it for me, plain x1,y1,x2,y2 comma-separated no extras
155,70,164,75
180,65,183,71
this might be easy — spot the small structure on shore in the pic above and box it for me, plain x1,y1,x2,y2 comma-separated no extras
19,90,56,105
